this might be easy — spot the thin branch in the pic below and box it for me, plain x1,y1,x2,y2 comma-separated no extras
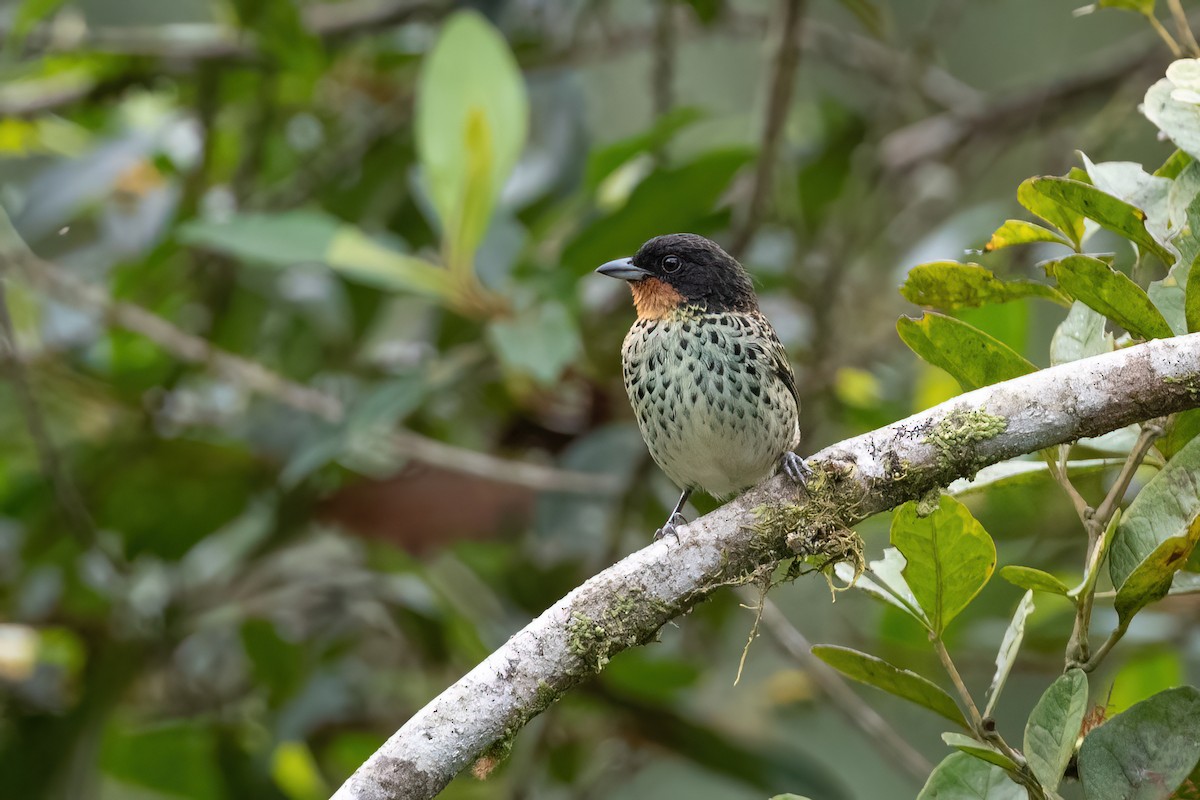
1092,421,1163,525
756,597,933,782
1147,11,1185,58
13,0,449,60
2,251,617,496
332,332,1200,800
932,637,983,731
880,33,1169,171
0,280,102,550
729,0,807,258
1065,421,1162,668
1167,0,1200,56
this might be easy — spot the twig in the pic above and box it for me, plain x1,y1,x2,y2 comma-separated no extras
1167,0,1200,56
756,597,933,781
1147,11,1185,58
651,0,676,126
332,333,1200,800
729,0,807,258
1065,421,1162,669
2,251,617,495
932,637,983,730
880,33,1169,171
12,0,449,60
0,280,102,550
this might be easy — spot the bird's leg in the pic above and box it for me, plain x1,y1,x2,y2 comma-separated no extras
654,488,692,542
779,451,813,490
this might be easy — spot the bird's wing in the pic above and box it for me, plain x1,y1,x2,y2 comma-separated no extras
750,311,800,413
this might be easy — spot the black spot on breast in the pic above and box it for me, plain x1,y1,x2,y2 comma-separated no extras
750,384,760,397
732,343,742,357
708,329,720,345
714,378,724,393
713,362,724,376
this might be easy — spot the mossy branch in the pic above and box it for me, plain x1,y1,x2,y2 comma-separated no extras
333,333,1200,800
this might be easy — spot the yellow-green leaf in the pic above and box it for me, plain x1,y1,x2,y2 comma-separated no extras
891,495,997,635
416,11,528,266
897,312,1037,392
901,262,1070,310
984,219,1072,251
1031,177,1173,264
1047,255,1175,340
1018,177,1086,249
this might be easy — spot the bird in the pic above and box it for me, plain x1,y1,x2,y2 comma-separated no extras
596,233,810,540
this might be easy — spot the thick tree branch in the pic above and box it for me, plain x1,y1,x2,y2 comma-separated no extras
332,333,1200,800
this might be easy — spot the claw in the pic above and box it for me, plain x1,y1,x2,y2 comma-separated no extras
780,451,813,489
654,512,688,542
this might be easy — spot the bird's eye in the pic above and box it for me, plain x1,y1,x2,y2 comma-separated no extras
662,255,682,273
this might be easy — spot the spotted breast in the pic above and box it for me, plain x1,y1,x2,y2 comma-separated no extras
621,308,801,499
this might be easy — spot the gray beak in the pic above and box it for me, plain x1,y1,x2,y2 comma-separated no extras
595,257,650,282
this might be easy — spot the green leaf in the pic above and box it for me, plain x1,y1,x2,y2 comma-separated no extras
271,741,329,800
917,753,1025,800
1079,686,1200,800
100,720,222,800
1082,155,1173,254
940,733,1019,772
417,10,528,265
1024,669,1089,793
901,262,1070,310
836,0,886,37
563,148,752,272
1017,177,1086,249
1098,0,1155,12
586,107,706,190
891,495,997,635
999,566,1071,596
680,0,723,24
179,212,456,300
1188,256,1200,332
1109,647,1184,715
1144,72,1200,162
983,591,1034,717
1050,301,1115,365
1148,259,1189,335
1110,433,1200,591
1047,255,1175,340
487,302,582,385
1163,408,1200,459
983,219,1072,251
897,312,1037,392
324,227,456,298
810,645,967,727
1031,177,1173,264
1154,149,1192,179
1114,523,1200,626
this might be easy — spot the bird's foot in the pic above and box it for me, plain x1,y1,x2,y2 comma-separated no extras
654,512,688,542
780,451,814,490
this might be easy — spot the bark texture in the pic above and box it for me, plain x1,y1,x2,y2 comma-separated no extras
333,333,1200,800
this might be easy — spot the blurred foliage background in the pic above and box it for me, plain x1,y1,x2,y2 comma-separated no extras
0,0,1194,798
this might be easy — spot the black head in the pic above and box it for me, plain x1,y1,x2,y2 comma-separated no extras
595,233,758,314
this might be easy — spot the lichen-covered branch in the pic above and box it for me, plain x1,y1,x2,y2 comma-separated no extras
332,333,1200,800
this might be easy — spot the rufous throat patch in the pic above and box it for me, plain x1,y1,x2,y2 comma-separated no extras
630,279,685,320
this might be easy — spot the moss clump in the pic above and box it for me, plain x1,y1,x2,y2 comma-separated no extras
748,466,866,588
924,408,1007,477
567,588,672,674
1165,374,1200,401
